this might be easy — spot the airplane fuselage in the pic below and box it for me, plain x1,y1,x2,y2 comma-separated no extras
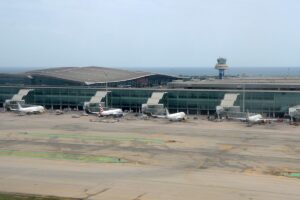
18,106,45,114
167,112,187,121
248,114,265,124
99,108,123,117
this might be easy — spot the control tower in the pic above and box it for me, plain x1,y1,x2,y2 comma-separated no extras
215,57,228,79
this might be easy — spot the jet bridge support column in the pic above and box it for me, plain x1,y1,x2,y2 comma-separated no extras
142,92,167,115
289,105,300,122
216,93,240,119
83,91,110,113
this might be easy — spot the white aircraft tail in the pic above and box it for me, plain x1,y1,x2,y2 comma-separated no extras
165,108,170,116
246,111,250,120
17,103,22,110
99,103,104,115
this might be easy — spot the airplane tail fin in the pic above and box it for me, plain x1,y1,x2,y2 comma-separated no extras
246,110,250,119
99,103,104,114
165,108,170,116
246,110,252,125
17,103,22,110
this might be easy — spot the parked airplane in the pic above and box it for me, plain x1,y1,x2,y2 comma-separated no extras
14,103,45,114
229,112,277,125
145,109,187,121
165,109,187,121
246,114,266,124
98,104,124,117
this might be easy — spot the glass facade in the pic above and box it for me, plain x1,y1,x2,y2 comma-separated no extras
0,86,299,116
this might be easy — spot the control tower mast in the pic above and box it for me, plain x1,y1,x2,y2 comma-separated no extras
215,57,229,79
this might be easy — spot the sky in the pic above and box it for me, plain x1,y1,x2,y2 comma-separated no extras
0,0,300,68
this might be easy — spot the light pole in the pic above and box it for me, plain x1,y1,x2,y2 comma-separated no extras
242,84,245,113
104,71,108,108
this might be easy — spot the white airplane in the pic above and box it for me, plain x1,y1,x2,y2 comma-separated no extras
145,109,187,122
229,112,277,125
247,114,266,124
98,104,124,117
15,103,45,114
165,109,187,121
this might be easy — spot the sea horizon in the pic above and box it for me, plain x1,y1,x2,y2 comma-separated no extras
0,66,300,77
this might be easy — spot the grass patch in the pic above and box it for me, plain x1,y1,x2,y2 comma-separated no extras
0,150,125,163
283,172,300,178
18,132,163,144
0,192,79,200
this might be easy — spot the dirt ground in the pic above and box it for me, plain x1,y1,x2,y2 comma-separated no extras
0,111,299,200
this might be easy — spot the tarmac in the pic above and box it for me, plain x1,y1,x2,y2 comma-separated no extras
0,111,299,199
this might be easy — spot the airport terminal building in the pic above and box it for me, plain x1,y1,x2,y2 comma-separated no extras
0,66,300,117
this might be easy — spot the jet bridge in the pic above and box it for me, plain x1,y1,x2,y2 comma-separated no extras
11,89,33,101
146,92,167,105
289,105,300,122
220,93,239,108
83,91,109,113
216,93,240,117
142,92,167,115
3,89,33,111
